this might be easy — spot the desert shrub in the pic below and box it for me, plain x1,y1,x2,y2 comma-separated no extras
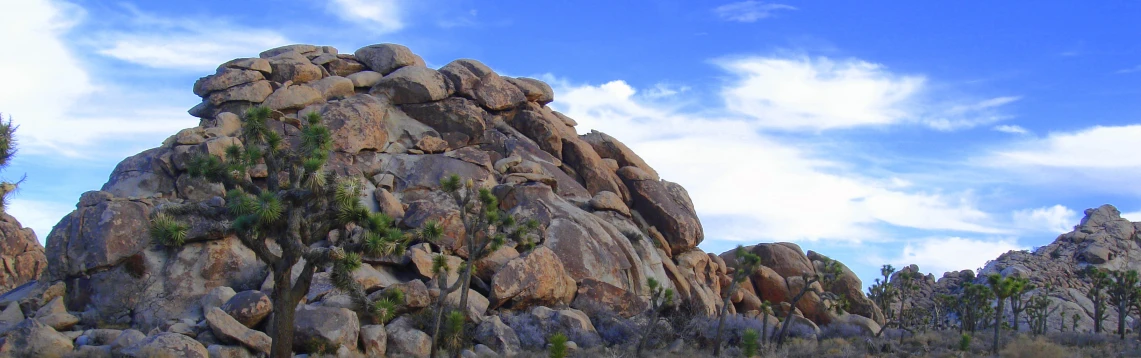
999,335,1067,358
819,338,863,358
959,333,970,351
774,338,817,358
818,323,865,340
595,314,640,347
500,310,602,350
1047,331,1108,347
687,314,767,348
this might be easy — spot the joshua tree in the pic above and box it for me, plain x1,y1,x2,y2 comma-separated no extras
430,254,457,358
637,277,674,357
776,259,842,347
1025,290,1056,335
867,264,898,320
758,300,773,348
713,245,762,356
1107,270,1139,339
890,268,922,343
1072,313,1080,332
987,274,1018,353
436,173,538,326
0,114,25,212
1007,277,1032,331
149,108,415,357
1084,267,1111,333
741,329,759,357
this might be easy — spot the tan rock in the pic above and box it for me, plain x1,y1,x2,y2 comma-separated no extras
264,85,324,111
305,76,354,99
370,66,449,105
416,136,448,154
347,70,384,88
220,291,272,328
207,80,273,106
205,307,271,354
119,332,209,358
193,69,265,97
491,246,576,308
571,278,647,318
218,58,271,75
317,94,389,154
354,43,426,75
589,191,630,217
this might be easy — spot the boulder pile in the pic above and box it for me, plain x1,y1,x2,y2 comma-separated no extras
0,43,883,356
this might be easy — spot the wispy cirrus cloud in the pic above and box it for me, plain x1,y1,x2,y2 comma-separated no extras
326,0,405,34
1116,64,1141,74
994,124,1029,134
90,5,290,71
713,1,796,23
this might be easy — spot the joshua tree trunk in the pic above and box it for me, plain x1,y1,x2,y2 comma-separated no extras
776,278,817,347
993,299,1005,354
713,279,739,356
430,277,449,358
1118,300,1128,339
637,305,664,357
761,314,769,348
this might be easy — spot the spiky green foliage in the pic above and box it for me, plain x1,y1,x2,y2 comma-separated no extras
959,333,971,352
442,310,466,352
714,246,763,356
741,329,759,357
0,115,24,212
1006,277,1033,331
1026,287,1058,335
148,213,188,247
147,107,411,358
548,332,569,358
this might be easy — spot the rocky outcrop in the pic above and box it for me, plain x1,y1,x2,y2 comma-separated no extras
1,42,884,356
0,213,46,293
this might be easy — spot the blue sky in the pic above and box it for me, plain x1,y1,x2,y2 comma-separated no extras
4,0,1141,286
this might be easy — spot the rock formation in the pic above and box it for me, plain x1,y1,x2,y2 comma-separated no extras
0,213,46,293
0,43,883,355
898,204,1141,333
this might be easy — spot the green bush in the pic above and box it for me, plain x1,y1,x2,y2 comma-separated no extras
548,332,568,358
741,329,759,357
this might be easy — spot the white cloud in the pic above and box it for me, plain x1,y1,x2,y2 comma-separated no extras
327,0,405,33
994,124,1028,134
989,125,1141,169
1012,205,1078,234
717,56,1019,131
893,237,1025,275
1,2,199,157
718,56,924,130
548,78,1004,243
713,1,796,22
91,6,290,71
6,199,74,244
1121,210,1141,222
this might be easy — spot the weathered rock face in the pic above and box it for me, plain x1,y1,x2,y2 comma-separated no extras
9,42,884,356
0,213,46,292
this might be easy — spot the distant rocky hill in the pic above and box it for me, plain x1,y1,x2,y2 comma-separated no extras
0,43,883,356
896,204,1141,333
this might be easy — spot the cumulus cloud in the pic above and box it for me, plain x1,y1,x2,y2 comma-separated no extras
1116,64,1141,74
892,237,1025,276
713,1,796,22
1012,205,1078,234
547,78,1004,243
91,6,290,71
327,0,405,33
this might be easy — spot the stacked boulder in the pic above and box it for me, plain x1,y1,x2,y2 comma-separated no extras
0,43,883,355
